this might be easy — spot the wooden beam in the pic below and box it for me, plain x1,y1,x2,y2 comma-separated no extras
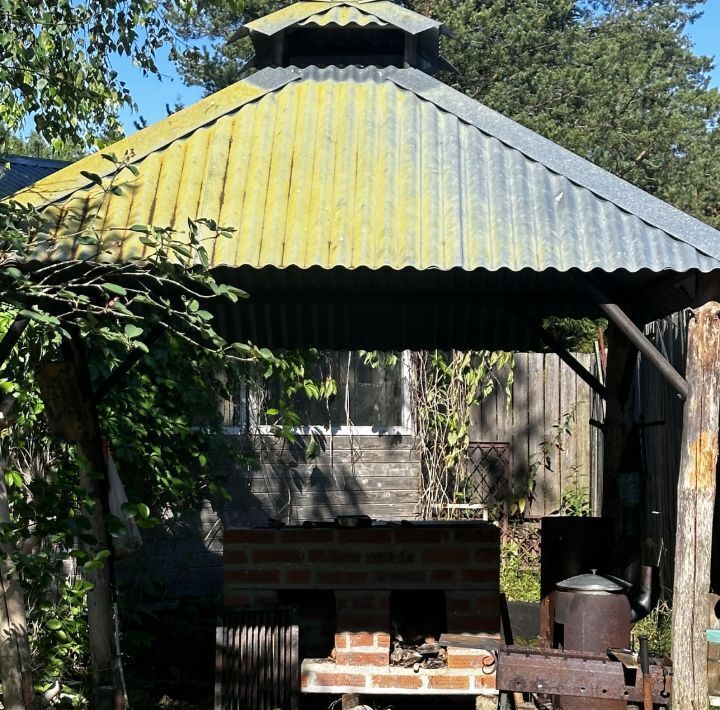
514,309,607,399
61,334,120,709
581,277,689,399
0,473,34,709
598,301,689,400
93,325,164,404
670,301,720,708
0,317,27,371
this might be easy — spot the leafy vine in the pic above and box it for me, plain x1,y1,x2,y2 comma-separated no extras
410,350,513,520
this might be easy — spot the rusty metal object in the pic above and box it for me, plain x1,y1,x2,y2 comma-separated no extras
639,635,653,710
554,573,632,709
215,608,299,710
540,518,612,648
597,300,689,400
496,646,672,706
555,590,631,654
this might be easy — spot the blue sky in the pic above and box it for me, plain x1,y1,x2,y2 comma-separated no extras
116,1,720,135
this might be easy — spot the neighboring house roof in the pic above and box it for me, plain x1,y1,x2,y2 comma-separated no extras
0,154,69,198
6,64,720,348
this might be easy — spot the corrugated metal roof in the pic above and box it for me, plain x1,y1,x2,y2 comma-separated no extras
237,1,440,38
298,5,387,27
9,65,720,277
0,154,69,198
7,68,297,210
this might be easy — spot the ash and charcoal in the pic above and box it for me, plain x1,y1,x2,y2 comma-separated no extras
389,590,448,670
390,635,446,670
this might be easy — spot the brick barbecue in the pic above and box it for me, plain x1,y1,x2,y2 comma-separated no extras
223,521,501,698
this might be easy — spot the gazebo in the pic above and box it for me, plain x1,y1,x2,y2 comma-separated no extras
8,0,720,706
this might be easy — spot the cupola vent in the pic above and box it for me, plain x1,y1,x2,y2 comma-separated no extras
231,0,454,74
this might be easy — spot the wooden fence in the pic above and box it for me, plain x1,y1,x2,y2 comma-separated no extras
471,352,603,517
635,311,688,590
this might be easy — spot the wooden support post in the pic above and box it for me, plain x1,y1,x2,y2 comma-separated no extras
671,301,720,709
61,334,120,709
601,322,637,531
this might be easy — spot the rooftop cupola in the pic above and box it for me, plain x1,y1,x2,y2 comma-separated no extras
230,0,454,74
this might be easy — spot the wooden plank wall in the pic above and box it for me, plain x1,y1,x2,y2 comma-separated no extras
470,352,600,517
635,310,688,590
221,434,421,526
116,434,422,599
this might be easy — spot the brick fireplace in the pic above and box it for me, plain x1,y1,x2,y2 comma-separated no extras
223,521,500,698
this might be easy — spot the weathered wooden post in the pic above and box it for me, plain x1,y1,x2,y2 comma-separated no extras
601,322,637,529
38,334,120,710
671,300,720,708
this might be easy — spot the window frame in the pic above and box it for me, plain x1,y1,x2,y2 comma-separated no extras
223,351,413,436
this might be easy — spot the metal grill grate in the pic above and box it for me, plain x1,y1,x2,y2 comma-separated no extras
215,608,299,710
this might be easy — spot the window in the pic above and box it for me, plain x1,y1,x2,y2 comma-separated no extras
225,351,412,435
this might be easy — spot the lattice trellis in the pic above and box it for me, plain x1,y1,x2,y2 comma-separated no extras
463,442,511,514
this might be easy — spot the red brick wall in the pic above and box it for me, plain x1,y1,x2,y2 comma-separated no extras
224,522,500,636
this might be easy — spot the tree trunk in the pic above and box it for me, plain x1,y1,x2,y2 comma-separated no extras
671,301,720,709
0,471,34,710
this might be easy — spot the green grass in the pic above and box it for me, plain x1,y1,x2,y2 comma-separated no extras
500,536,540,603
632,599,672,658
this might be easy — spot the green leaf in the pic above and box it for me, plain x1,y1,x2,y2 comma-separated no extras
136,517,161,529
130,224,151,233
170,244,192,259
18,309,59,326
102,283,127,296
76,235,100,245
106,515,128,538
306,438,318,461
124,324,143,339
112,301,133,316
80,170,103,186
47,619,62,630
136,503,150,520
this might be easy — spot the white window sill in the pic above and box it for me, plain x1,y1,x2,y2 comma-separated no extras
221,425,412,437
